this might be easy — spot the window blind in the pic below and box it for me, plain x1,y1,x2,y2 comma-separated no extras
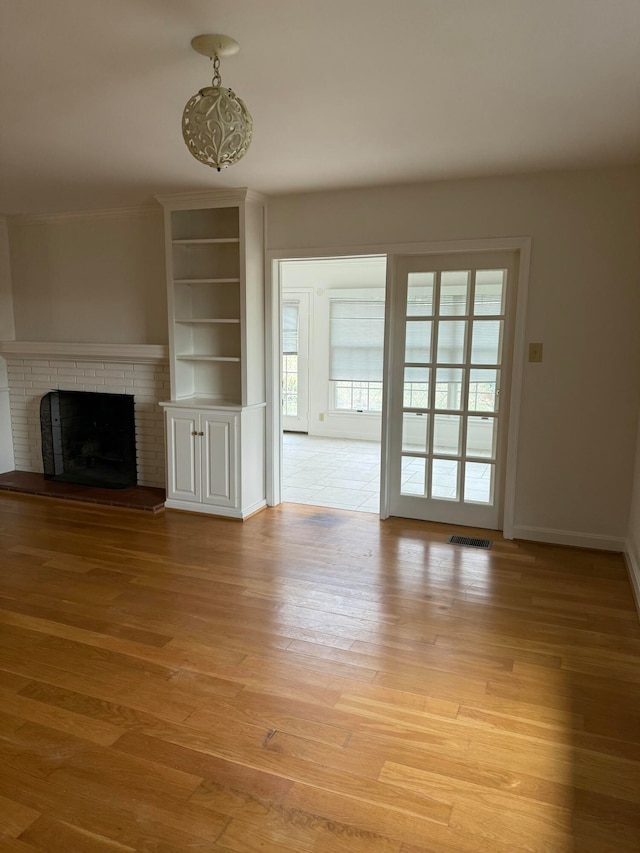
329,300,385,382
282,301,299,355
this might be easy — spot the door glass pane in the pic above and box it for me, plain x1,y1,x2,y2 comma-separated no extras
433,414,461,456
407,272,434,316
466,416,496,459
404,366,430,407
439,271,470,316
401,456,426,496
474,270,505,315
432,459,459,500
282,353,299,416
437,320,466,364
470,320,502,365
402,413,429,452
468,369,499,412
435,368,462,410
405,320,432,363
282,302,299,354
464,462,494,504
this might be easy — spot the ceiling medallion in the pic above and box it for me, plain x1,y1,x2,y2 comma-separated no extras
182,34,253,172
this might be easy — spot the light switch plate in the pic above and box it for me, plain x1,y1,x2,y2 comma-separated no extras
528,342,543,363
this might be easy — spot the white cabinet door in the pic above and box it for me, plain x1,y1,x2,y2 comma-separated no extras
201,412,238,508
166,410,199,502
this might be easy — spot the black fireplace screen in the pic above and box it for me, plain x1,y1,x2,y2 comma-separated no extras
40,390,137,489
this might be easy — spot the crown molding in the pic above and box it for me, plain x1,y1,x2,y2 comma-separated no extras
155,187,268,209
10,205,159,226
0,341,168,363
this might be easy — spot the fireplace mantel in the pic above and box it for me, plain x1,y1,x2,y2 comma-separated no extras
0,341,168,363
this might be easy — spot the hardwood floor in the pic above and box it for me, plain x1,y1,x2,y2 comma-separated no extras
0,492,639,852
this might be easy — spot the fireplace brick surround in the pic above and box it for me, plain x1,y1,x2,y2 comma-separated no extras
4,353,169,488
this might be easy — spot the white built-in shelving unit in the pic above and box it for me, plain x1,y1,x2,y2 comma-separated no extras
156,189,267,519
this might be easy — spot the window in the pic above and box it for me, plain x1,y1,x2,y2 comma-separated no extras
282,301,299,416
334,380,383,412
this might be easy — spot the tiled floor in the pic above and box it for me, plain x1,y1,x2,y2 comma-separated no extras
282,433,381,513
282,433,494,513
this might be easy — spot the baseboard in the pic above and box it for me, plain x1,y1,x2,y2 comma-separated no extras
164,498,267,520
310,428,382,442
511,525,625,552
623,538,640,619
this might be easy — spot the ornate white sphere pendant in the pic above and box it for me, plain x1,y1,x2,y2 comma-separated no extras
182,34,253,172
182,86,252,171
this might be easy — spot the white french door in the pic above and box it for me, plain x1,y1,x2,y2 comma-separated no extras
282,291,310,433
386,251,517,529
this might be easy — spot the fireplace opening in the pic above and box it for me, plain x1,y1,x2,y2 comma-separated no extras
40,390,137,489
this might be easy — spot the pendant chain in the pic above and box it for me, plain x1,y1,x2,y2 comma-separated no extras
211,55,222,87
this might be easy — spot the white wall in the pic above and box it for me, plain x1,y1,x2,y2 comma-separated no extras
0,217,15,472
2,206,168,480
8,208,167,345
269,166,640,545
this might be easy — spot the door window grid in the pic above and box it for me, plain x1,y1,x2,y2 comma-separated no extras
282,354,299,416
402,378,498,412
400,268,506,504
282,300,300,418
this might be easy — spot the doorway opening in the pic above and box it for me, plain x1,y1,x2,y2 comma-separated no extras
280,256,387,513
268,237,530,537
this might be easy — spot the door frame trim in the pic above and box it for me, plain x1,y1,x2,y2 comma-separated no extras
265,236,531,538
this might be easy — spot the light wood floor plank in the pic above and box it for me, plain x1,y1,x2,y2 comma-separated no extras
0,493,639,850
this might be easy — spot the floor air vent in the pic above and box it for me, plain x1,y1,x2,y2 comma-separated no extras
448,535,492,549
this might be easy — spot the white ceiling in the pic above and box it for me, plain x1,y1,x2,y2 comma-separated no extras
1,0,639,215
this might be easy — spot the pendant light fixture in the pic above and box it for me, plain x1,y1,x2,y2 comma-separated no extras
182,34,253,171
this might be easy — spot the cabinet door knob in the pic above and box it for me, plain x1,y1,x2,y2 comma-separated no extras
191,431,198,436
198,431,205,436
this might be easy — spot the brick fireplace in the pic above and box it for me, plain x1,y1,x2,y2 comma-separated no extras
0,342,169,488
